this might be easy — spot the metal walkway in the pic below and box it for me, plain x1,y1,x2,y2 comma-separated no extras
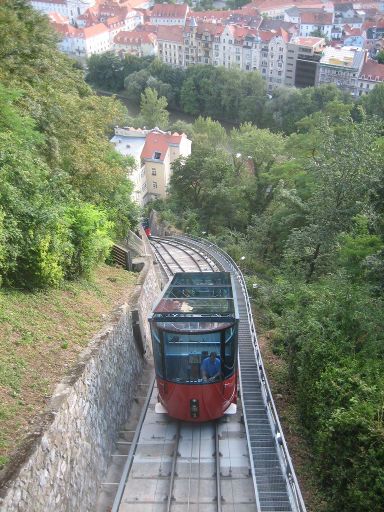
168,236,306,512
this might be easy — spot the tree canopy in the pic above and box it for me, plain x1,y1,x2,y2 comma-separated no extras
0,0,138,288
152,90,384,512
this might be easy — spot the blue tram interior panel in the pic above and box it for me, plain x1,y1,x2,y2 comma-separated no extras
149,272,239,384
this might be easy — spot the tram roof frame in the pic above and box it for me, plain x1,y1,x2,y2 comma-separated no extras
148,272,239,323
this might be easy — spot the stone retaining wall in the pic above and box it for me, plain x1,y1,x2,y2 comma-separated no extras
0,257,161,511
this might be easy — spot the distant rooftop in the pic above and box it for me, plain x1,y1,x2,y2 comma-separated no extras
320,45,365,69
291,35,325,47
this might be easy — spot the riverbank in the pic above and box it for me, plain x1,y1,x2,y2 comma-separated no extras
96,89,237,132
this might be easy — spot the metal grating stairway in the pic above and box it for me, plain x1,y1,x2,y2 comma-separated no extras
170,235,306,512
237,295,293,512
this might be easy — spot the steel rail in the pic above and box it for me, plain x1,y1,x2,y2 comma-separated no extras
152,236,205,272
215,421,222,512
166,421,181,512
151,238,185,273
111,372,156,512
171,234,307,512
150,239,174,278
152,235,217,272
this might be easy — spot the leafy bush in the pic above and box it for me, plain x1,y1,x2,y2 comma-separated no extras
65,203,113,278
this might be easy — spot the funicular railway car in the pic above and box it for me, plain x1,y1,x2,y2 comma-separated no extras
148,272,239,422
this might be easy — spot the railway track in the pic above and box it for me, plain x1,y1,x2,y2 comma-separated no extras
113,381,254,512
150,236,218,278
109,235,306,512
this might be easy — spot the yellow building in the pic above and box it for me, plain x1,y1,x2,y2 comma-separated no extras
111,127,192,205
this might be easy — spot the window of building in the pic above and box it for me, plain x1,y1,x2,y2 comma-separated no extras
152,169,157,175
154,152,161,160
153,182,157,189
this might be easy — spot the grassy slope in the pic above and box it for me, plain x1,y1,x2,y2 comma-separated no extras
0,265,137,468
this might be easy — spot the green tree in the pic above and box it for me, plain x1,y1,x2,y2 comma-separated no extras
140,87,169,129
0,1,138,288
230,123,286,175
283,117,383,281
377,49,384,64
192,116,228,148
362,83,384,119
87,52,126,91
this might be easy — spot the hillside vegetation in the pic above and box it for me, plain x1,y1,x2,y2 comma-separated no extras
148,105,384,510
0,0,139,475
0,0,138,290
0,265,137,470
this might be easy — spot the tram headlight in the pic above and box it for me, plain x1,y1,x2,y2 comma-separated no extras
190,398,199,418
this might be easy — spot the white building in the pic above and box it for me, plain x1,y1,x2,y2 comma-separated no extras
30,0,96,24
151,3,189,26
55,22,111,57
317,45,366,94
114,30,158,57
357,59,384,95
111,127,192,205
299,11,334,38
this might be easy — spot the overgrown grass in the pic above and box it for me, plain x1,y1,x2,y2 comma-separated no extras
0,264,137,469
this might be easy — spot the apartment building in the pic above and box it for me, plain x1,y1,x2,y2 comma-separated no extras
114,30,158,57
151,3,189,26
299,11,334,38
285,36,325,87
157,25,185,67
183,19,223,67
357,59,384,95
54,21,112,57
31,0,95,24
317,45,366,94
111,128,192,205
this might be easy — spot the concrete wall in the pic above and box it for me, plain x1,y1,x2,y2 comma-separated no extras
0,258,161,511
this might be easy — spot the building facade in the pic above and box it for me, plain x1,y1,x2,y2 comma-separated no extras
151,3,189,26
317,45,366,94
285,36,325,87
111,127,192,206
357,59,384,95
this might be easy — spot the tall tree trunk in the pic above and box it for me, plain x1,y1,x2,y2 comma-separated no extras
306,243,321,283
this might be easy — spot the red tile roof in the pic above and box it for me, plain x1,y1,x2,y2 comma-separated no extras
293,35,324,46
47,12,68,24
300,11,333,24
80,23,109,38
141,131,182,161
114,30,156,44
362,19,384,31
157,25,184,43
343,25,363,36
360,59,384,80
151,3,189,19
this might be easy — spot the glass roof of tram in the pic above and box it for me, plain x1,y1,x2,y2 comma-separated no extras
149,272,239,322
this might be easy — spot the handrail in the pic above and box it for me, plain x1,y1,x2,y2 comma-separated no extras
172,234,307,512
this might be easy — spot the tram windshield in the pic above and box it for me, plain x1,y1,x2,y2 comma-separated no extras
151,321,237,384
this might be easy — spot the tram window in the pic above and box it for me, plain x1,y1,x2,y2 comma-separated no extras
223,326,237,379
152,326,164,379
163,331,221,384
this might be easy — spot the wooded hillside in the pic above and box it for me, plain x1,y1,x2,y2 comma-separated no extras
150,99,384,511
0,0,138,290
